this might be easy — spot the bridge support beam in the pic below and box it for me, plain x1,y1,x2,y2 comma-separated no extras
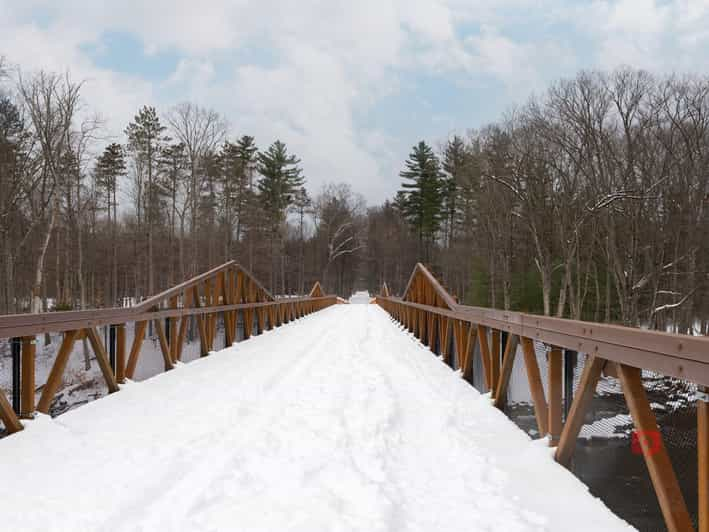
617,364,692,532
21,336,36,418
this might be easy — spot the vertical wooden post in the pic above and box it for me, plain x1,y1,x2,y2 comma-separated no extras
461,324,477,380
548,347,563,446
491,329,501,394
20,336,36,418
169,296,178,363
617,364,692,532
427,313,436,351
699,386,708,532
439,317,450,363
116,324,126,384
192,286,209,357
477,325,492,391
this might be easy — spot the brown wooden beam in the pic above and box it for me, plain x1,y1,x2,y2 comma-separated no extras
617,364,693,532
520,337,549,437
192,286,209,357
555,355,604,467
0,385,23,434
125,320,147,379
461,324,478,380
153,320,175,372
20,336,36,418
477,325,492,391
491,329,501,395
37,330,79,414
175,316,188,361
439,317,450,363
85,327,120,393
493,334,519,409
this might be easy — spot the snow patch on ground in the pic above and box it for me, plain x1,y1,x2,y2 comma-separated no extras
0,305,633,531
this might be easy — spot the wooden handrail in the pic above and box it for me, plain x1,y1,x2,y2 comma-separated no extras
376,262,707,532
0,268,336,438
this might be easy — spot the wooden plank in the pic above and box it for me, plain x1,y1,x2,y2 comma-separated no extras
491,329,501,395
555,355,604,467
175,316,189,360
244,309,253,339
125,320,147,379
116,324,126,383
37,330,79,414
493,334,519,409
0,388,22,434
427,312,436,351
700,386,708,532
617,364,693,532
439,317,450,363
153,320,175,371
192,286,209,357
477,325,492,391
461,325,478,380
205,278,213,349
548,347,563,445
222,274,234,347
85,327,120,393
169,296,178,363
520,337,549,437
21,336,36,418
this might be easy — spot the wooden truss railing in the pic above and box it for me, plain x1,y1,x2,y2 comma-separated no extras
377,263,709,532
0,262,337,436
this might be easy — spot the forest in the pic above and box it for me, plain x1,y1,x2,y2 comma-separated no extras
1,57,707,334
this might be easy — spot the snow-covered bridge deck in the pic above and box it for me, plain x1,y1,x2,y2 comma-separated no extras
0,302,630,531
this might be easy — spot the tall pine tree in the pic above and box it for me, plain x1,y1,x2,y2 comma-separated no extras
256,140,304,292
94,143,126,305
125,106,168,297
398,141,444,263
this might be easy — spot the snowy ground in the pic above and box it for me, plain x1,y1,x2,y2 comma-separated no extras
0,302,633,531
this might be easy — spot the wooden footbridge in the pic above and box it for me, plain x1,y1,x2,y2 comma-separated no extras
0,262,707,532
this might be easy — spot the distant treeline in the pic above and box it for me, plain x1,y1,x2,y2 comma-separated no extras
1,58,707,332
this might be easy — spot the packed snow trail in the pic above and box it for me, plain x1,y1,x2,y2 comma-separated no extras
0,302,633,531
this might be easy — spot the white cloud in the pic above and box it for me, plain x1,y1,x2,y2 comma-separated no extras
3,0,709,205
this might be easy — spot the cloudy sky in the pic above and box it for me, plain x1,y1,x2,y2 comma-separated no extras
2,0,709,203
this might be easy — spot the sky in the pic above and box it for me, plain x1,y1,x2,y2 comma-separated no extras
2,0,709,204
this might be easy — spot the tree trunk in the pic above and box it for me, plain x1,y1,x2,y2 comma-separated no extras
32,201,57,314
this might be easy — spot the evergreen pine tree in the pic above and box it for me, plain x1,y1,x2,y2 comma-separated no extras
94,143,126,305
257,140,304,227
125,106,168,296
442,135,468,248
256,140,304,291
398,140,444,262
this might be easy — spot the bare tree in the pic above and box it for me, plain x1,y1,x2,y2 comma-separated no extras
165,103,226,276
17,70,82,313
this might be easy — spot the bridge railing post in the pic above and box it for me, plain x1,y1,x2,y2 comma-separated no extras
11,337,21,415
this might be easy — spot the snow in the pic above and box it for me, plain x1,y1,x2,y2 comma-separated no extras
579,414,633,440
0,305,633,531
